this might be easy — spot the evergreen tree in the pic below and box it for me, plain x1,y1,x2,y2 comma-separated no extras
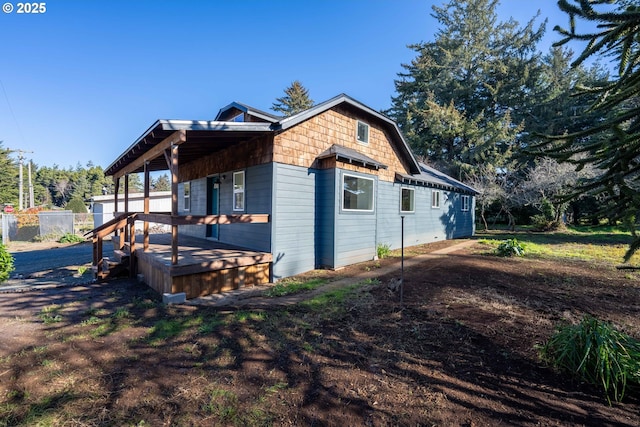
537,0,640,260
66,197,87,213
72,172,91,201
85,163,112,196
151,174,171,192
116,173,144,194
29,161,49,206
387,0,545,178
525,46,609,146
0,142,19,207
271,81,314,116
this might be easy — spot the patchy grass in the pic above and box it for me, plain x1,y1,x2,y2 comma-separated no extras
299,279,377,314
146,319,188,345
201,387,273,426
196,313,225,335
265,277,328,297
477,227,639,265
38,305,62,324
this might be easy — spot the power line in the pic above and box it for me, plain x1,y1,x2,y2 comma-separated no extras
0,79,27,147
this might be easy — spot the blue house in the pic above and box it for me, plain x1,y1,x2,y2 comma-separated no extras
94,94,476,299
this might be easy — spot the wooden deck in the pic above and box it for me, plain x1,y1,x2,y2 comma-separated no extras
125,234,272,299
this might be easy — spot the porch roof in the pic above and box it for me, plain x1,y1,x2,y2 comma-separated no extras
105,120,273,177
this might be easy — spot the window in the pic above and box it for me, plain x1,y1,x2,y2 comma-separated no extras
431,190,441,209
461,195,470,211
233,171,245,211
400,187,415,213
356,120,369,144
343,174,374,211
183,181,191,211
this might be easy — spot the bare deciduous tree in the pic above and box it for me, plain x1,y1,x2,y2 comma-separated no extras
521,157,597,225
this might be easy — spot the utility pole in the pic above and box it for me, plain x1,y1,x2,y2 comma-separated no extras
28,160,34,208
8,149,34,211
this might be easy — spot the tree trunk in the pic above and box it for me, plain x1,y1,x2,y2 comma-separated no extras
480,204,489,231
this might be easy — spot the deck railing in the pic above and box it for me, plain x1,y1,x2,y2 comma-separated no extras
86,212,270,280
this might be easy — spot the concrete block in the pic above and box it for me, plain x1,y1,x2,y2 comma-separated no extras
162,292,186,305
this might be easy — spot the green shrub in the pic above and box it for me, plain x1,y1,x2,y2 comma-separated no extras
377,243,391,259
66,197,87,213
538,315,640,403
58,233,85,244
496,238,525,257
530,214,560,231
0,243,14,283
530,198,563,231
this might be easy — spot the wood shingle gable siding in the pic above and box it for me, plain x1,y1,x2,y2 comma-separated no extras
178,134,274,182
273,107,412,181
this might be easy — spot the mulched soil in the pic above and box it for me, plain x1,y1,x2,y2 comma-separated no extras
1,239,639,426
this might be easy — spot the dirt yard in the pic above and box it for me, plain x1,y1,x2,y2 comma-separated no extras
0,239,639,426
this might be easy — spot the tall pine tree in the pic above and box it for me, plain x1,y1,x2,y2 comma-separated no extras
271,81,314,116
387,0,545,179
537,0,640,261
524,45,608,143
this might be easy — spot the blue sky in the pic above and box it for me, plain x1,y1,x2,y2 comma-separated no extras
1,0,583,170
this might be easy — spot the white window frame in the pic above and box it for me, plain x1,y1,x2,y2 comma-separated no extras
356,120,369,144
342,173,375,212
431,190,441,209
233,171,245,211
461,195,470,212
400,187,415,213
183,181,191,211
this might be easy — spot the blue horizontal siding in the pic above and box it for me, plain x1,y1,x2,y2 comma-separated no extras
271,163,317,279
377,181,475,250
334,170,377,268
178,178,207,238
220,164,272,252
176,166,274,252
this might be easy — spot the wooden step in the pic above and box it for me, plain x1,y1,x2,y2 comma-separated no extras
94,256,130,281
113,249,130,264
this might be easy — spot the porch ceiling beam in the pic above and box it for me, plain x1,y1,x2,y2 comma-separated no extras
136,213,270,225
112,130,187,179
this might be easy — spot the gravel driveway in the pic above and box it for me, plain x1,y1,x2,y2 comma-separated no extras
2,241,114,289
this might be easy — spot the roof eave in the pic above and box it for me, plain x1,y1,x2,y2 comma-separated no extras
104,119,273,177
215,101,281,122
395,172,478,194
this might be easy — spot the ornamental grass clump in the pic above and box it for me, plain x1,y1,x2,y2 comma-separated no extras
538,315,640,404
496,238,525,257
0,242,14,283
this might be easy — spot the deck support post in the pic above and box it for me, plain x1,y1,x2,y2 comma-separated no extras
124,174,130,244
170,143,179,265
143,162,150,252
113,176,120,240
